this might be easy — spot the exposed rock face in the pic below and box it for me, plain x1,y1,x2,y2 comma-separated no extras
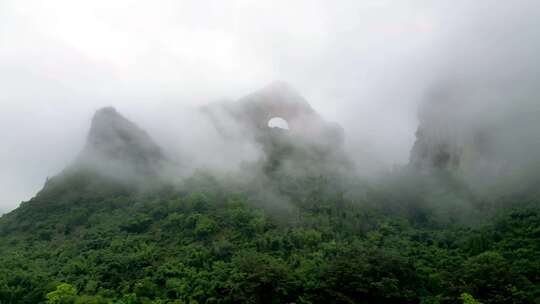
409,117,463,170
75,107,167,179
409,86,496,173
407,83,469,171
201,82,350,175
202,81,344,148
40,84,349,197
36,107,168,200
408,88,540,200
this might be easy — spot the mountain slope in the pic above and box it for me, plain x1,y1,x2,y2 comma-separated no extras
1,168,540,304
1,87,540,303
75,106,168,180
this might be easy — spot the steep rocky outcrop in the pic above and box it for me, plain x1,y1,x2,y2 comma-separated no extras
38,107,168,197
408,85,505,178
75,107,167,178
30,84,351,205
409,85,477,171
201,82,350,174
203,82,344,147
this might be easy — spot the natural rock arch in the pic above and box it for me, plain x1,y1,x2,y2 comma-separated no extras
267,117,290,130
201,81,345,146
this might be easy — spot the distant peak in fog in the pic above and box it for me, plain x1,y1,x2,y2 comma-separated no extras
85,106,164,158
75,106,168,179
238,81,315,115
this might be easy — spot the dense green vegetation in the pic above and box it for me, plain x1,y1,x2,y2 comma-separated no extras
1,165,539,304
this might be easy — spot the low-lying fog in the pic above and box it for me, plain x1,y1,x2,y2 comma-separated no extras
1,0,540,213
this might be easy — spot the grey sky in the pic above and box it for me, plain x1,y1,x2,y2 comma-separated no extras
1,0,539,213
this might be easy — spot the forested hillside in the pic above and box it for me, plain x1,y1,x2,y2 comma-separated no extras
3,1,540,303
1,96,540,304
1,166,540,303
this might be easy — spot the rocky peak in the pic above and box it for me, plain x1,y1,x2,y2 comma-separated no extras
236,81,316,125
202,82,344,146
76,107,166,178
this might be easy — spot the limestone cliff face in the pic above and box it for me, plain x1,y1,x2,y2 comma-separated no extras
408,86,499,176
35,107,168,200
408,89,540,199
202,82,345,149
77,107,165,174
407,82,470,171
201,82,350,175
409,100,464,170
38,84,351,198
73,107,167,180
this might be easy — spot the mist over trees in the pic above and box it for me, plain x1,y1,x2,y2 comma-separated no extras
2,1,540,303
1,78,540,303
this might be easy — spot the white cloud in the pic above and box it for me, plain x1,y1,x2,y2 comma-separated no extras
1,0,539,212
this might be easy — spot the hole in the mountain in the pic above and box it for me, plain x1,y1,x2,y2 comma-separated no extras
267,117,290,130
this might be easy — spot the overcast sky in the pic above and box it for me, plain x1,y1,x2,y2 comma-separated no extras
1,0,539,213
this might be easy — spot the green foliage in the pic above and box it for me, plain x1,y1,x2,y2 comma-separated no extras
1,168,540,303
460,293,482,304
46,283,77,304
